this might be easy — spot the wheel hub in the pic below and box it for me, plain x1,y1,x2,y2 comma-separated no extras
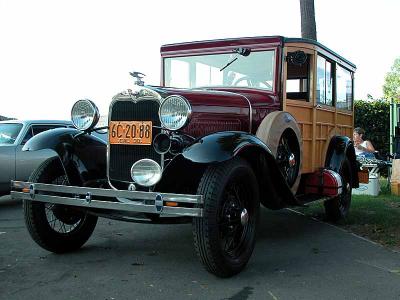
240,208,249,226
288,153,296,167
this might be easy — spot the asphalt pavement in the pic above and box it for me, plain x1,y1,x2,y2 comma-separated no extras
1,195,399,300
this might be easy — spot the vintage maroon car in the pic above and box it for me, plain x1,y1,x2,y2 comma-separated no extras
12,36,358,277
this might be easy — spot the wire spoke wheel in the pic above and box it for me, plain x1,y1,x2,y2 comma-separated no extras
44,203,82,234
23,157,98,253
41,174,84,235
276,133,299,187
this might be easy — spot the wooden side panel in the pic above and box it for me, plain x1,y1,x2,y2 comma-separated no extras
283,43,355,175
315,107,336,168
337,110,353,138
286,100,313,173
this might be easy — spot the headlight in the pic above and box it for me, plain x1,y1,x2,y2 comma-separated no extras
130,159,162,187
71,99,100,131
159,95,191,130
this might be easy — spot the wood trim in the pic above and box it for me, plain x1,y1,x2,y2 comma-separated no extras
286,99,313,107
311,50,317,172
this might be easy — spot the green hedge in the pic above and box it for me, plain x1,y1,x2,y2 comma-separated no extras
354,100,390,154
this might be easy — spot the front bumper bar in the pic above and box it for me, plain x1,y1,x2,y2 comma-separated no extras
11,181,203,217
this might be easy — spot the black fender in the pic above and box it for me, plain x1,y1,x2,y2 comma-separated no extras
325,135,359,188
159,131,298,208
22,128,107,186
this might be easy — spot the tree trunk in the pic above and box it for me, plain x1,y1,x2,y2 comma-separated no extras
300,0,317,40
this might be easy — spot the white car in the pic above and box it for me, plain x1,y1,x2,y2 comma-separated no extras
0,120,73,195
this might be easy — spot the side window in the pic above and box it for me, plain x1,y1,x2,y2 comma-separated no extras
286,52,310,101
31,125,66,136
336,66,353,110
22,124,67,144
316,55,333,106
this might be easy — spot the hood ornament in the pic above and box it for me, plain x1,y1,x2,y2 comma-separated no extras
129,71,146,86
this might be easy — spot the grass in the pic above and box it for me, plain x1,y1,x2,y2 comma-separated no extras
296,180,400,251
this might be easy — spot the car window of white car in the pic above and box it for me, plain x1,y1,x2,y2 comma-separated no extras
21,124,68,145
0,123,23,145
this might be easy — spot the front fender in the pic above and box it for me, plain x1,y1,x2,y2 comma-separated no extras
175,131,298,208
181,131,274,163
325,136,359,188
23,128,107,186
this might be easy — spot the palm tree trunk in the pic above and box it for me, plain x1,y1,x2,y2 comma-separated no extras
300,0,317,40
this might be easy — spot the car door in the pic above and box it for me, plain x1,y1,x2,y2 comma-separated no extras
0,122,23,195
0,144,17,195
15,124,69,181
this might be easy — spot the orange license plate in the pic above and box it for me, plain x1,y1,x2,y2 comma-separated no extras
109,121,152,145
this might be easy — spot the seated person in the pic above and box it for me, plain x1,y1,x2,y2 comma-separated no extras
353,127,375,158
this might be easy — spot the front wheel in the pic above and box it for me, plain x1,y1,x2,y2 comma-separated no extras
23,157,98,253
192,158,260,277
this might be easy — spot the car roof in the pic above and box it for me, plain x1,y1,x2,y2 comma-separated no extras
161,35,356,71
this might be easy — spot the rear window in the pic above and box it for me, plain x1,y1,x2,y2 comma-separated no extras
336,65,353,110
0,123,23,144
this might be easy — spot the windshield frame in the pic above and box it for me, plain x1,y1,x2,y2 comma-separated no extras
162,48,278,92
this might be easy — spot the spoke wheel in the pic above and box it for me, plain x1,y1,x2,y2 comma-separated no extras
219,181,252,259
276,132,300,187
324,157,352,222
193,158,259,277
23,157,98,253
45,203,82,233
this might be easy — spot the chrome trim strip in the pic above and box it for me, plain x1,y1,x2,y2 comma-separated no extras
11,181,203,218
240,93,253,133
107,86,164,190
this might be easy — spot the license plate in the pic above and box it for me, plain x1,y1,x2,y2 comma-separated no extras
109,121,152,145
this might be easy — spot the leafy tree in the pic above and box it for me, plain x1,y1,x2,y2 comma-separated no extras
354,99,390,154
383,58,400,102
299,0,317,40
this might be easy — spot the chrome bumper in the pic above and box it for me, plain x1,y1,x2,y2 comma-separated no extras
11,181,203,217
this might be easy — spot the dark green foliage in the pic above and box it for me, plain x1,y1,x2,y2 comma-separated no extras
354,100,390,154
0,115,12,121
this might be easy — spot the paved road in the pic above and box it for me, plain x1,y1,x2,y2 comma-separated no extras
1,195,400,300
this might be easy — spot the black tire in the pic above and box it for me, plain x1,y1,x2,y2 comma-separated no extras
192,158,260,277
23,157,98,253
324,157,352,222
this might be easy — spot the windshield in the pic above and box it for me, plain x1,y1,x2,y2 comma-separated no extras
0,123,23,145
164,50,275,90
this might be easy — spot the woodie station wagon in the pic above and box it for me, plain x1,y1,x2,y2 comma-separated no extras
12,36,359,277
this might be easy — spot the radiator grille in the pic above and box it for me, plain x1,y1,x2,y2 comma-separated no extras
109,99,161,182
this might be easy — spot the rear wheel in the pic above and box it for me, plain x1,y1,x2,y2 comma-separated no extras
23,157,98,253
324,157,352,222
192,158,259,277
276,131,300,188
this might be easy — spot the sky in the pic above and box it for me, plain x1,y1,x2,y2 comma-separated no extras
1,0,399,120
